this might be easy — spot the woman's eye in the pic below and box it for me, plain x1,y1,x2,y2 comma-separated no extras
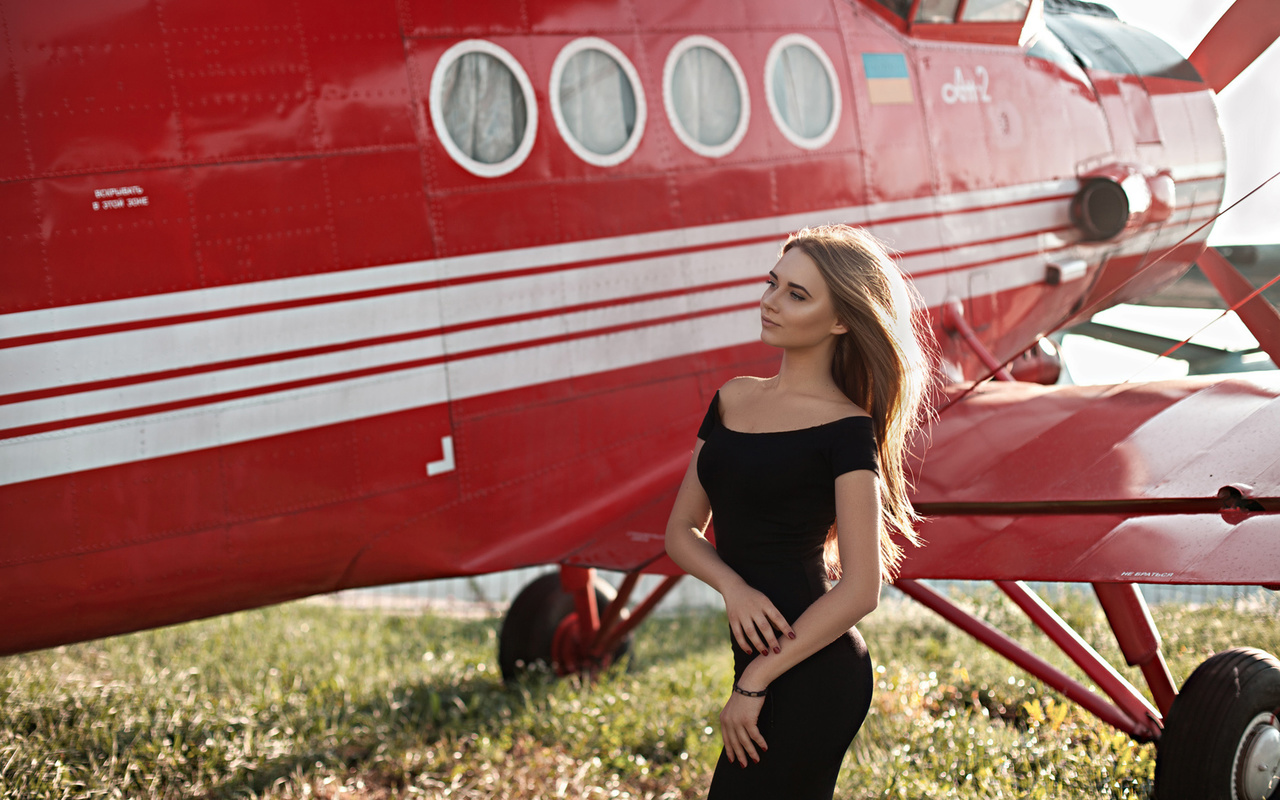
790,292,805,301
765,278,777,288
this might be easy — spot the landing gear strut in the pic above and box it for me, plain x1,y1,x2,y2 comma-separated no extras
498,565,681,681
896,579,1280,798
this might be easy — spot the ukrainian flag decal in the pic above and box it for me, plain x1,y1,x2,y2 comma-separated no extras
862,53,914,105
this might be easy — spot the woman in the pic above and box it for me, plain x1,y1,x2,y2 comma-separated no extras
664,224,930,798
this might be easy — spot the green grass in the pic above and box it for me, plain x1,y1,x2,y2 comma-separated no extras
2,589,1277,799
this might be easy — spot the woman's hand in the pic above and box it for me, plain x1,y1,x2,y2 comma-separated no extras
722,583,794,657
719,689,768,767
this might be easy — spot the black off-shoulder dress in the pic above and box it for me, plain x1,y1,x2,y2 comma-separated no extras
696,391,877,799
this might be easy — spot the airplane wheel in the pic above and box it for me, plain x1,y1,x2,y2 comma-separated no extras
1155,647,1280,800
498,572,631,682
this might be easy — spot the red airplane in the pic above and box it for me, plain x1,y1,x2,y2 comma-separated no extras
2,0,1278,796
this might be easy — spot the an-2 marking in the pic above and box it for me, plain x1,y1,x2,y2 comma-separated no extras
942,66,991,104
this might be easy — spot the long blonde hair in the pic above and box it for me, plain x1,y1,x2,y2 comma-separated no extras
782,225,931,582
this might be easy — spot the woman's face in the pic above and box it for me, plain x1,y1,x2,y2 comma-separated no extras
760,247,847,349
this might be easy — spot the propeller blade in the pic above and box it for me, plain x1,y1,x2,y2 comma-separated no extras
1189,0,1280,93
1196,247,1280,369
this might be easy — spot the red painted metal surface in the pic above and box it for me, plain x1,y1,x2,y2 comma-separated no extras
560,566,601,652
589,575,683,662
896,579,1160,740
906,376,1280,584
1093,583,1178,715
0,0,1271,678
997,581,1161,729
942,299,1015,381
1189,0,1280,93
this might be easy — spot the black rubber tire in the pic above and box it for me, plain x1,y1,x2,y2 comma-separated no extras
498,572,631,682
1155,647,1280,800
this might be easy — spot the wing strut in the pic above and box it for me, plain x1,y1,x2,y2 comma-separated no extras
895,579,1161,740
943,300,1015,381
1093,582,1177,715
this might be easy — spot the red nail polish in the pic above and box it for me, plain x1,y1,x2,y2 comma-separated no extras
773,646,780,654
759,650,768,656
788,632,796,640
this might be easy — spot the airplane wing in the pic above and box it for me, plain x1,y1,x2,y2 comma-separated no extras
488,372,1280,588
901,373,1280,585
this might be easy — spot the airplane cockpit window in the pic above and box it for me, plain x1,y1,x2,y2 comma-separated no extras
960,0,1030,22
430,40,538,178
1026,28,1090,84
1046,14,1201,81
914,0,960,23
551,38,647,167
664,36,751,158
1044,16,1130,73
1104,24,1201,82
869,0,912,19
765,35,841,150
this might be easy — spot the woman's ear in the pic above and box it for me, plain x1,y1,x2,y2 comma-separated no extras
831,320,849,335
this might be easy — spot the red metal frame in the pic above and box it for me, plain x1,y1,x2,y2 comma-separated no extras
914,495,1278,517
551,566,684,674
560,565,601,650
943,299,1016,382
589,574,683,661
1092,582,1177,715
997,581,1161,726
895,578,1162,740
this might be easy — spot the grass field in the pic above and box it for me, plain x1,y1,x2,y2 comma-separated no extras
3,588,1277,800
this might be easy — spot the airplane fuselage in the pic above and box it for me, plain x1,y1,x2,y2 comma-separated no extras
0,0,1225,653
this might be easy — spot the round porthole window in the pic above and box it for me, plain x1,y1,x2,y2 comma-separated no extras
550,38,646,167
663,36,750,158
430,40,538,178
765,34,841,150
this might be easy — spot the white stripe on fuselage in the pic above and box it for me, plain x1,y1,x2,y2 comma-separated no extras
0,178,1081,340
0,175,1217,486
0,308,757,485
2,183,1078,397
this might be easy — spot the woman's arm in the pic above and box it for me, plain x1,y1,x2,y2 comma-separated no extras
665,440,803,767
662,441,731,595
716,469,882,765
739,469,881,688
664,441,796,657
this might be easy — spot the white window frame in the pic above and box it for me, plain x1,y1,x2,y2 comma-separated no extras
662,35,751,159
429,39,538,178
764,34,842,151
549,37,647,168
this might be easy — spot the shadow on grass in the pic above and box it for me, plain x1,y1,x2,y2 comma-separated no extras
200,670,543,799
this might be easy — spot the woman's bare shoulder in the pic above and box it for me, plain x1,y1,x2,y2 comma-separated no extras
826,394,870,420
718,376,769,408
720,375,769,392
719,377,869,426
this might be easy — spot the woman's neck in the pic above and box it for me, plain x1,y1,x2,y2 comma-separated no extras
773,339,841,398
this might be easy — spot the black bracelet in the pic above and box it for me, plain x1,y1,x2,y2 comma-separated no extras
733,682,767,698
